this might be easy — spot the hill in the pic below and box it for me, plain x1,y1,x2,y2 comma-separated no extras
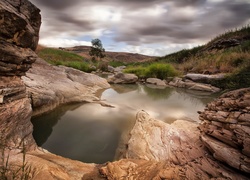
59,46,154,63
128,25,250,89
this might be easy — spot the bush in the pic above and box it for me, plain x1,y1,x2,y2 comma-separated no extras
124,63,178,79
211,65,250,90
145,63,178,79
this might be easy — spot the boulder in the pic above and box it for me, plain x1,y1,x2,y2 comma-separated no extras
199,88,250,173
107,65,115,73
114,65,126,73
22,58,110,116
169,77,220,93
146,78,166,86
108,72,138,84
185,73,225,84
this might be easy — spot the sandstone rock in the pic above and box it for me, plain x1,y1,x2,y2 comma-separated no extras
107,65,115,73
98,111,248,180
146,78,167,86
169,77,220,92
185,73,225,83
22,58,110,116
0,0,41,50
199,88,250,173
108,72,138,84
0,0,41,149
114,65,126,73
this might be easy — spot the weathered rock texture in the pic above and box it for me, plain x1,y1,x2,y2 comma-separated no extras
0,0,41,149
199,88,250,174
169,77,220,93
22,58,110,116
108,72,138,84
83,111,248,180
185,73,225,84
146,78,167,86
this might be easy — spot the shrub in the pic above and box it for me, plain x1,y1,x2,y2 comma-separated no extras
145,63,178,79
124,63,178,79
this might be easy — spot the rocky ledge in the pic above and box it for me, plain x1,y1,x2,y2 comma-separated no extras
199,88,250,173
22,58,110,116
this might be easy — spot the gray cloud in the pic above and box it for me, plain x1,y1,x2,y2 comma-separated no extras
30,0,250,55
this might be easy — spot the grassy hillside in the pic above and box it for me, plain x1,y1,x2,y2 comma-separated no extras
36,25,250,90
62,46,154,63
36,47,95,72
127,25,250,89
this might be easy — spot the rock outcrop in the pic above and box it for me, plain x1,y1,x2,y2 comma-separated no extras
169,77,220,93
22,58,110,116
0,0,41,149
108,72,138,84
87,111,247,180
185,73,225,84
199,88,250,174
146,78,167,86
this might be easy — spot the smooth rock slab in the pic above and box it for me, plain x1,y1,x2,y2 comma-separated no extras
22,58,110,116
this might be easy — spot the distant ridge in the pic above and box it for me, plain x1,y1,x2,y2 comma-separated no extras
60,46,155,63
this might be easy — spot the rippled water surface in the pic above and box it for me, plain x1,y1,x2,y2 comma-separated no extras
32,84,220,163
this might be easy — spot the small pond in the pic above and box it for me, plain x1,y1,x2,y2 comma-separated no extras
32,84,220,164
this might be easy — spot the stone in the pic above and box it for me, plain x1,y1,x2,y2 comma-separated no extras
114,65,126,73
0,0,41,149
22,58,110,116
168,77,220,93
108,72,138,84
107,65,115,73
199,88,250,173
185,73,225,83
98,111,248,180
0,0,41,50
146,78,167,86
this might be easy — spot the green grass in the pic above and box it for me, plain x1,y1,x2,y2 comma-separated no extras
124,63,178,79
37,48,94,72
150,24,250,89
108,61,126,67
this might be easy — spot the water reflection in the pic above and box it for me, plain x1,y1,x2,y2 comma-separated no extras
32,84,219,164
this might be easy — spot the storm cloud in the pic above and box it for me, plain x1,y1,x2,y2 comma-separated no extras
31,0,250,56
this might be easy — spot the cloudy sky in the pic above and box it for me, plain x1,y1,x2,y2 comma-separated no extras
31,0,250,56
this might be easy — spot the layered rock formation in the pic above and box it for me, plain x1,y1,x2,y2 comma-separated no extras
1,0,250,179
0,0,41,149
83,111,248,179
22,58,110,116
199,88,250,174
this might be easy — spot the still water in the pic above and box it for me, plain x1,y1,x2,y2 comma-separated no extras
32,84,219,164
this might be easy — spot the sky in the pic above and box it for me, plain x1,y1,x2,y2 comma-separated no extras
31,0,250,56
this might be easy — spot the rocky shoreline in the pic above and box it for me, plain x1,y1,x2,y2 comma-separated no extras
107,71,222,93
0,0,249,179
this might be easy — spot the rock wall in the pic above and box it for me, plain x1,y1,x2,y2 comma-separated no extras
0,0,41,149
199,88,250,174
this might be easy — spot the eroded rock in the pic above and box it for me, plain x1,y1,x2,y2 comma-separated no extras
199,88,250,174
108,72,138,84
169,77,220,92
22,58,110,116
97,111,248,180
146,78,167,86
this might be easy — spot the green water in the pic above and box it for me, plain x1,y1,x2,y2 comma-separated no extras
31,84,220,164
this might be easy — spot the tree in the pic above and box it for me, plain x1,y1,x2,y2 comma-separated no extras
89,39,105,61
